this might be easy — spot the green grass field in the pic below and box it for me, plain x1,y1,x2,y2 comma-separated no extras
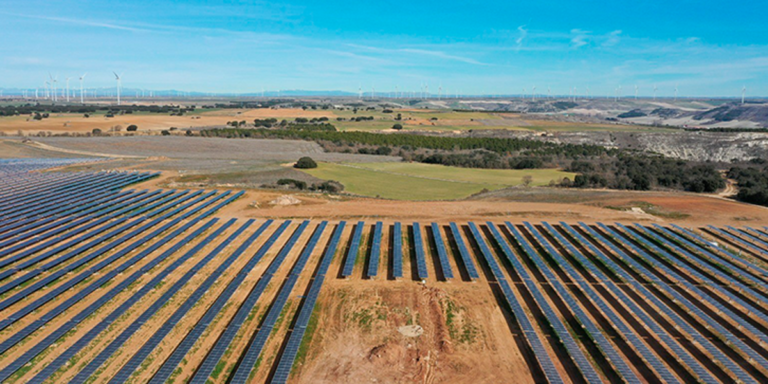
300,162,576,200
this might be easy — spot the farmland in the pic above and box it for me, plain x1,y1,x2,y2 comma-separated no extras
0,158,766,383
299,162,576,200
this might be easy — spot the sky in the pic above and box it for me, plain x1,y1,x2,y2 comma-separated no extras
1,0,767,97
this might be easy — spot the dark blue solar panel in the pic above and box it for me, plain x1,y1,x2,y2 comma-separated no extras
430,223,453,279
448,222,479,280
412,222,428,279
392,222,403,279
341,221,364,277
366,222,382,278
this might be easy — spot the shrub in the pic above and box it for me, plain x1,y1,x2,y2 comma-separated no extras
161,130,170,136
277,178,307,190
126,125,138,132
392,123,403,130
294,157,317,169
92,128,102,135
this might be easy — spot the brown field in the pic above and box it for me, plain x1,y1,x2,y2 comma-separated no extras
0,108,338,134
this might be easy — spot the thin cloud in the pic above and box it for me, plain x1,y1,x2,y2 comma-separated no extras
516,25,528,46
570,29,590,48
603,30,622,47
2,12,151,33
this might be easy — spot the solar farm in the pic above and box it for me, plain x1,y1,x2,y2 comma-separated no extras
1,159,767,383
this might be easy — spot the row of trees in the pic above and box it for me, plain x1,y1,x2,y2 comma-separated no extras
0,103,195,117
570,157,724,192
729,167,768,206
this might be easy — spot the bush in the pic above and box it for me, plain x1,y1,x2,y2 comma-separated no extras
277,178,307,190
186,129,193,136
126,125,138,132
392,123,403,130
161,130,170,136
92,128,102,135
313,180,344,193
294,157,317,169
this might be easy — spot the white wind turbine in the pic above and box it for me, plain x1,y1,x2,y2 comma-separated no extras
113,72,123,105
547,86,551,99
49,73,58,102
586,86,590,99
742,86,746,104
653,85,658,100
532,86,536,101
44,81,50,100
674,84,678,101
634,85,638,100
65,77,71,102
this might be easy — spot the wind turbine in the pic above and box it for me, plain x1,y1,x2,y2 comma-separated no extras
547,86,551,99
358,85,362,100
586,86,590,99
49,73,58,102
532,86,537,101
634,85,638,100
742,86,746,104
674,84,678,102
65,77,71,102
113,72,122,105
653,85,658,100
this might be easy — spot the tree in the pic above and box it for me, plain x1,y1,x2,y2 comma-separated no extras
392,123,403,130
294,156,318,169
92,128,102,135
186,129,193,136
161,130,171,136
126,125,138,132
522,175,533,187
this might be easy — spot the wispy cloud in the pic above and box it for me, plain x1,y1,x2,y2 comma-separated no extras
1,12,151,33
570,29,590,48
516,25,528,46
603,30,622,47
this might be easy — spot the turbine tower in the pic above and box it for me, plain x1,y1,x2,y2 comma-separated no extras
49,73,58,102
674,84,678,102
65,77,71,102
532,86,536,101
653,85,658,101
634,85,638,100
80,73,88,104
113,72,122,105
742,86,746,104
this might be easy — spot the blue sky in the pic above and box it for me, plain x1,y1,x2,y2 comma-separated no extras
1,0,766,97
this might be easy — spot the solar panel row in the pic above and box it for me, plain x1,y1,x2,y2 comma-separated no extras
589,223,765,381
614,223,768,342
543,222,718,383
392,222,403,279
270,222,347,384
466,222,564,384
187,220,301,384
430,223,454,280
0,218,237,383
227,222,328,384
497,223,604,383
78,219,256,384
366,221,382,278
449,222,479,280
522,222,669,384
412,222,429,279
341,221,364,277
